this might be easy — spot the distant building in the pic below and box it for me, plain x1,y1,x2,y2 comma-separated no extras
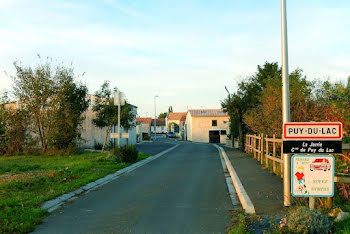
136,117,152,139
151,118,166,134
185,109,230,143
80,94,137,148
165,112,187,138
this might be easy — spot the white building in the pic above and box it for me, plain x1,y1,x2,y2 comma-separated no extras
136,117,152,139
165,112,187,138
185,109,230,143
151,118,166,134
80,94,137,148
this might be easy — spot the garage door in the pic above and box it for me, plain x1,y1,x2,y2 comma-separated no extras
209,130,220,143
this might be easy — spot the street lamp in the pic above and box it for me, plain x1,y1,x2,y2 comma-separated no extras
154,94,159,140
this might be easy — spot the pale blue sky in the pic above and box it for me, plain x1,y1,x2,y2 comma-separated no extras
0,0,349,116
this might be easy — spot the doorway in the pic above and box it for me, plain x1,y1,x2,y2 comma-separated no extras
209,130,220,143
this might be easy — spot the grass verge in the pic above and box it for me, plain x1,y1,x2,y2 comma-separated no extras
0,152,150,233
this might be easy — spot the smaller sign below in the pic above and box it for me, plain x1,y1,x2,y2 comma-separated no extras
283,141,342,154
110,133,129,139
284,122,342,140
292,155,334,197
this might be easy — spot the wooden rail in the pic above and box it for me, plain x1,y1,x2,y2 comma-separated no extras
245,134,350,181
246,134,284,178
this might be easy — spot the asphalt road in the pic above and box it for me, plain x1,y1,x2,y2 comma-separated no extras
34,140,233,233
135,140,174,156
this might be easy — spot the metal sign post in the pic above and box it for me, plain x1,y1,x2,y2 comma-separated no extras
114,91,125,147
281,0,291,207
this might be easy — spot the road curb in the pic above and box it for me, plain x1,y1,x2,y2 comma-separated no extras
213,144,255,214
41,144,179,212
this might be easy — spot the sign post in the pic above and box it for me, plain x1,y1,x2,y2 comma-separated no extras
281,0,291,207
285,122,342,209
114,91,126,147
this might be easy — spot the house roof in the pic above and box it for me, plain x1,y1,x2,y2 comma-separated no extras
151,118,165,126
168,112,187,121
188,109,228,117
136,117,152,124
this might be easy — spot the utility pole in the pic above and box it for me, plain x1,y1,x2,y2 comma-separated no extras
281,0,291,206
154,94,159,140
118,97,121,147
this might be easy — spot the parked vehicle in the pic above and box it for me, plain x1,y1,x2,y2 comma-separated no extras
310,158,331,171
166,131,176,138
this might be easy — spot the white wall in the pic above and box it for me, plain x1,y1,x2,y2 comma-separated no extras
188,116,230,143
151,125,166,133
185,112,193,141
80,105,137,148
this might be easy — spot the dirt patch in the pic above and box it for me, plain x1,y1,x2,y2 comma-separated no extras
0,169,57,183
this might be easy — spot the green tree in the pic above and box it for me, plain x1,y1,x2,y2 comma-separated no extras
92,81,135,152
314,77,350,138
11,58,89,153
158,112,167,119
46,68,89,151
222,62,280,148
244,69,316,136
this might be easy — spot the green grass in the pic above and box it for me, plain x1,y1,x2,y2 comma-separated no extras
227,210,254,234
334,216,350,234
0,152,150,233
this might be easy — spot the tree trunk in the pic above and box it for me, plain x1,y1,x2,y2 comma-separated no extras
101,125,111,153
37,117,47,153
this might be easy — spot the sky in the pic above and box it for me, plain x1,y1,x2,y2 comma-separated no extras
0,0,349,117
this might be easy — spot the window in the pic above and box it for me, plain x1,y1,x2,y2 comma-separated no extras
212,120,217,126
220,130,227,135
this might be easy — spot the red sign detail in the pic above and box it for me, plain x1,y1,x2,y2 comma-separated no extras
283,122,342,139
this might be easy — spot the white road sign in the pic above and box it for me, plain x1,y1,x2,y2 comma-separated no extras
110,133,129,139
284,122,342,140
291,155,334,197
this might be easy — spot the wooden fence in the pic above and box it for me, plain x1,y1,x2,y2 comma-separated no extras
245,134,284,177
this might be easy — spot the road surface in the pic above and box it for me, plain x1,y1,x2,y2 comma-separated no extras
35,140,233,233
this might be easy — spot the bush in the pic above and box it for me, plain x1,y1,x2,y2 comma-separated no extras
111,145,138,163
143,135,150,141
93,141,103,150
287,207,332,234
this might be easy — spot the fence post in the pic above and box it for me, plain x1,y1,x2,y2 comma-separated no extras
265,136,269,168
326,197,332,209
253,135,256,158
281,138,284,178
261,133,264,164
258,134,260,161
272,134,276,174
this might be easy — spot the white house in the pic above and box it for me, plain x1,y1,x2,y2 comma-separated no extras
151,118,166,134
80,94,137,148
185,109,230,143
136,117,152,139
165,112,187,138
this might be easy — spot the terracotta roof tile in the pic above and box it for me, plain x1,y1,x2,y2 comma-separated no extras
136,117,152,124
168,112,187,121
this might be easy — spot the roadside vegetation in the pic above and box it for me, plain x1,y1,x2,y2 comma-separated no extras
223,61,349,233
222,62,350,148
0,148,150,233
0,58,145,233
